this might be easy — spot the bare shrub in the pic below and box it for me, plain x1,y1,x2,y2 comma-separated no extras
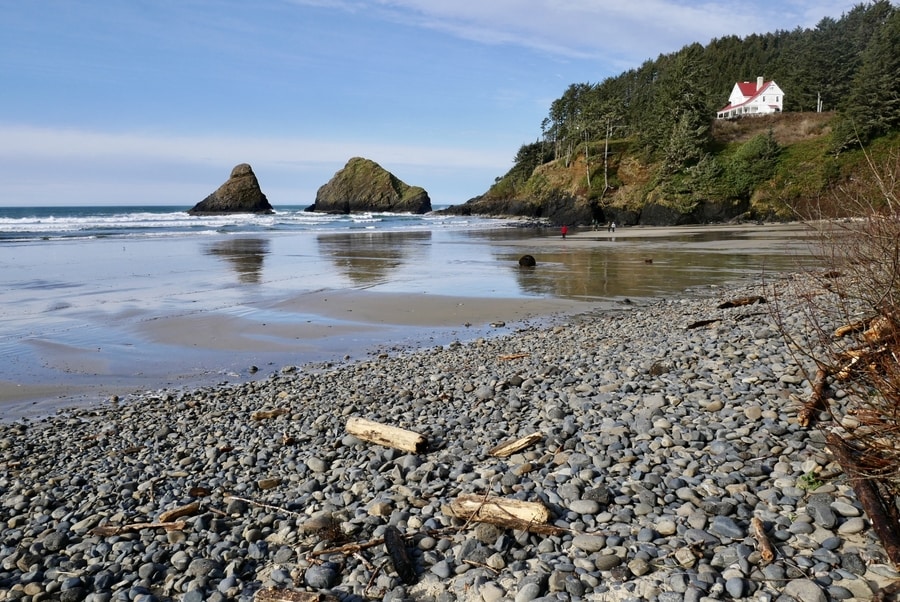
772,150,900,562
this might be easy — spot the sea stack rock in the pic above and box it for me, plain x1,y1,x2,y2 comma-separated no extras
188,163,274,215
309,157,431,214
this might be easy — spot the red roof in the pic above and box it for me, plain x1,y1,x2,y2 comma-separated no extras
719,80,774,112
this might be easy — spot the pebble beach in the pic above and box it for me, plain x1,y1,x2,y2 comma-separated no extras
2,273,897,602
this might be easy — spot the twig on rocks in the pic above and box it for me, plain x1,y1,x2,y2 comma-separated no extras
797,367,829,428
90,520,188,536
750,517,776,563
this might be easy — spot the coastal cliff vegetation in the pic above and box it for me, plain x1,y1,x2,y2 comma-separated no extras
446,0,900,226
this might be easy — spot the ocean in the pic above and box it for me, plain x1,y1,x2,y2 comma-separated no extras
0,206,818,420
0,204,511,242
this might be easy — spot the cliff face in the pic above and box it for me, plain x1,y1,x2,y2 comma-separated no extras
443,112,845,226
309,157,432,214
188,164,274,215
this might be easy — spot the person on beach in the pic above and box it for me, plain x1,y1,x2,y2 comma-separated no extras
561,224,568,239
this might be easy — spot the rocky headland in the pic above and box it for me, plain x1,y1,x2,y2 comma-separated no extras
1,276,897,601
308,158,431,214
188,164,274,215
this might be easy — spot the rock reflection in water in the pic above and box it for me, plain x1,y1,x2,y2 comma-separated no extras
317,231,431,285
204,238,270,284
511,245,813,301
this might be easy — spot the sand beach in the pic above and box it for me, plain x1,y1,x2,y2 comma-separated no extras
1,222,818,420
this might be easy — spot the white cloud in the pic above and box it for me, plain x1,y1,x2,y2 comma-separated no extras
0,124,510,206
300,0,864,65
0,124,510,170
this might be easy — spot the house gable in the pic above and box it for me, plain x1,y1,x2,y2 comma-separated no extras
718,77,784,119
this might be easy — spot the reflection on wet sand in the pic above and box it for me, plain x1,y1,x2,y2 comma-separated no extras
509,244,816,301
204,238,270,284
317,231,431,285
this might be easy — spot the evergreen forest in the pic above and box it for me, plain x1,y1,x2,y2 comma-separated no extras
446,0,900,226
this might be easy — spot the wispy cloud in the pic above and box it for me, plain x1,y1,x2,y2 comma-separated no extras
0,124,510,169
296,0,863,64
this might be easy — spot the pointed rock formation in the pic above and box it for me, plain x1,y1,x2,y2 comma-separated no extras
188,163,274,215
309,157,431,214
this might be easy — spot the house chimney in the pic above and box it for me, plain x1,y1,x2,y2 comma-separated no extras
757,76,764,91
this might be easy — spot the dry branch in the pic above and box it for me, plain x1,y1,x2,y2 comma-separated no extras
488,433,543,458
827,432,900,568
90,520,187,537
158,501,201,523
798,367,829,428
346,416,427,453
750,517,775,563
499,353,529,361
834,317,874,338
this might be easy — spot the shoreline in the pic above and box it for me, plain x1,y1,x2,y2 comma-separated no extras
1,274,895,601
1,222,818,422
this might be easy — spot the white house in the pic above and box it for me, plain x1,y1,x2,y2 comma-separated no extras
717,76,784,119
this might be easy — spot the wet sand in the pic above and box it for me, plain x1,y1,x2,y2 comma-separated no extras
0,222,819,421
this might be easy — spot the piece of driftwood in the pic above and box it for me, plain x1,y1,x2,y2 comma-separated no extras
864,315,898,345
717,296,767,309
797,367,829,428
750,517,775,563
254,588,339,602
687,319,720,330
158,501,201,523
488,433,543,458
834,317,874,338
827,432,900,568
346,416,427,453
444,494,562,534
90,520,187,537
384,526,417,585
499,353,529,361
252,408,290,420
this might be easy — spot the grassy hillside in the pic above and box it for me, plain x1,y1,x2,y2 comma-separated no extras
448,112,899,226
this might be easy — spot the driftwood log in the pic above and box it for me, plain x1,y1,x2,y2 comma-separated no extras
345,416,427,453
827,432,900,568
444,494,562,534
158,501,201,523
488,433,543,458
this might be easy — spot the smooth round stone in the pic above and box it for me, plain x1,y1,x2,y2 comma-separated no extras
656,518,677,536
837,517,867,535
304,563,339,589
594,554,622,570
571,534,605,552
569,499,600,514
514,582,541,602
725,576,746,598
784,578,827,602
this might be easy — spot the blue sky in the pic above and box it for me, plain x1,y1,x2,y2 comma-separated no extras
0,1,864,207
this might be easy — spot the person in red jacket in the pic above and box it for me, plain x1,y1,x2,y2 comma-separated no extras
561,224,569,239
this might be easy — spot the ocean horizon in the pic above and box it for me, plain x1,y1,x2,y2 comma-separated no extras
0,204,523,243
